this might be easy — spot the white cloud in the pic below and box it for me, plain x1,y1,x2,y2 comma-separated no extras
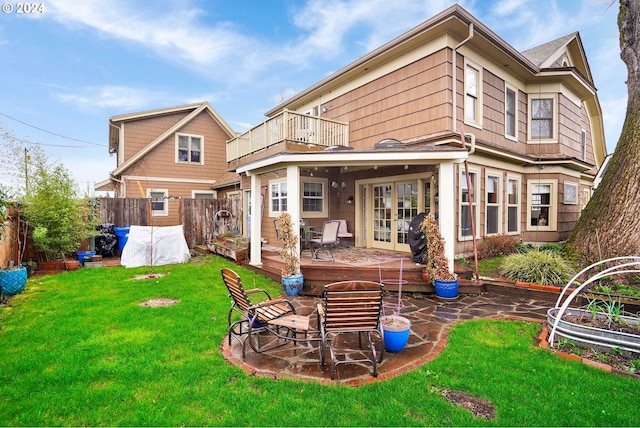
290,0,455,59
55,85,169,111
46,0,266,81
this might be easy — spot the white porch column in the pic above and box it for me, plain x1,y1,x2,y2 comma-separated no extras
286,165,302,257
438,161,456,273
249,173,263,266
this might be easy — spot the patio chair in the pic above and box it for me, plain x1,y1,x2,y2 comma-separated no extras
221,268,312,358
308,220,340,261
336,219,353,246
317,280,385,379
274,219,283,240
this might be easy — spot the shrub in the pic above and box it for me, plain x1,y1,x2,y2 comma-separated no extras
476,234,519,260
499,250,575,285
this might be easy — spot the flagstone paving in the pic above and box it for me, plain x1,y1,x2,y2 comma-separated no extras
221,292,551,386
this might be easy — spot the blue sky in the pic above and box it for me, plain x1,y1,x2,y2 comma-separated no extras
0,0,626,195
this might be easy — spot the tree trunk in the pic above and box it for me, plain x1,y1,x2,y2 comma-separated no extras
564,0,640,265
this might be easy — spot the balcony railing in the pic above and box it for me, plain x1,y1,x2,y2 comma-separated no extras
226,109,349,162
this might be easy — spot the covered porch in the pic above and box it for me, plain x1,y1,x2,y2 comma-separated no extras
237,143,470,280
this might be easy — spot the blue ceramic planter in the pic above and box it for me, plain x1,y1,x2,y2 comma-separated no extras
434,278,458,299
282,273,304,296
381,315,411,352
0,266,27,296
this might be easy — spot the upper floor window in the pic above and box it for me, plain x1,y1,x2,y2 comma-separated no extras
530,98,553,139
176,134,202,164
464,64,481,125
505,87,516,138
581,129,587,160
148,189,168,216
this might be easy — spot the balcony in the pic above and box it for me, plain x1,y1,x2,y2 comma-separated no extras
226,109,349,163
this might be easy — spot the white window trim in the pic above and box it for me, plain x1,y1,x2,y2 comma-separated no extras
268,178,287,216
147,188,169,217
458,165,480,241
526,179,558,231
301,177,328,218
485,170,502,236
527,93,558,143
463,60,483,129
504,84,518,141
175,133,204,165
506,174,521,235
191,190,216,199
225,190,241,200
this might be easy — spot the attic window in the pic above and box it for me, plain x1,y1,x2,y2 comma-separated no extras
177,134,202,164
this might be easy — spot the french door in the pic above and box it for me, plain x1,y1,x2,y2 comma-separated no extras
369,181,419,252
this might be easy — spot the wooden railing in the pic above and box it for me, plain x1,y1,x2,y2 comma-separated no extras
226,109,349,162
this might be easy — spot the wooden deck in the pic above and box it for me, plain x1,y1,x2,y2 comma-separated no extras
236,245,477,297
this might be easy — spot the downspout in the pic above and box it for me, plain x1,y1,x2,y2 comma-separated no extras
451,22,474,129
451,23,479,281
460,128,479,281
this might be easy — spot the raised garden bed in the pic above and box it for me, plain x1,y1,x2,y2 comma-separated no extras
547,307,640,357
206,237,249,264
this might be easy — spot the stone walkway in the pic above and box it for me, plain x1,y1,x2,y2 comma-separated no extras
221,292,551,386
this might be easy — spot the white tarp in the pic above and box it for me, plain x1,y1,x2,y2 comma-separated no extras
121,225,191,268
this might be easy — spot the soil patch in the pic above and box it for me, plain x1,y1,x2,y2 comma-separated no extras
562,313,639,335
132,273,168,281
431,386,496,420
139,298,180,307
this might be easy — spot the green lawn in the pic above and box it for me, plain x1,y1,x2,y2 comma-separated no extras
0,255,638,426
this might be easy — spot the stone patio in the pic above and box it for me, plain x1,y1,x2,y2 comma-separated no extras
221,292,551,386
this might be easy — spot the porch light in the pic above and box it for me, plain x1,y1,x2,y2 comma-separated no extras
347,196,354,204
332,181,339,188
341,182,347,188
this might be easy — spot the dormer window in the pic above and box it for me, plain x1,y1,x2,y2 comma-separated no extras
176,134,203,164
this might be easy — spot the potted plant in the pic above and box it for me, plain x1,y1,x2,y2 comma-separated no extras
420,212,458,298
0,190,28,297
380,313,411,352
275,211,303,296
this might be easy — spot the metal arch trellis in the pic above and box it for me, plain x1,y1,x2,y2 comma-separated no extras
548,256,640,348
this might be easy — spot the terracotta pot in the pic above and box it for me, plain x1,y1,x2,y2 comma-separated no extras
421,271,431,283
37,260,79,274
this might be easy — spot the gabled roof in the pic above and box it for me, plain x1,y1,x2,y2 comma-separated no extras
522,33,576,66
522,32,593,82
211,170,241,190
109,101,235,177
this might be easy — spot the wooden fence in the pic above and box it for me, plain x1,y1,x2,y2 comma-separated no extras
96,198,243,248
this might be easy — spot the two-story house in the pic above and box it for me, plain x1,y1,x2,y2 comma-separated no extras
226,4,606,269
96,102,237,226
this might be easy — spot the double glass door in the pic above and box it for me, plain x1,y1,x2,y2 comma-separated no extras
370,181,419,251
